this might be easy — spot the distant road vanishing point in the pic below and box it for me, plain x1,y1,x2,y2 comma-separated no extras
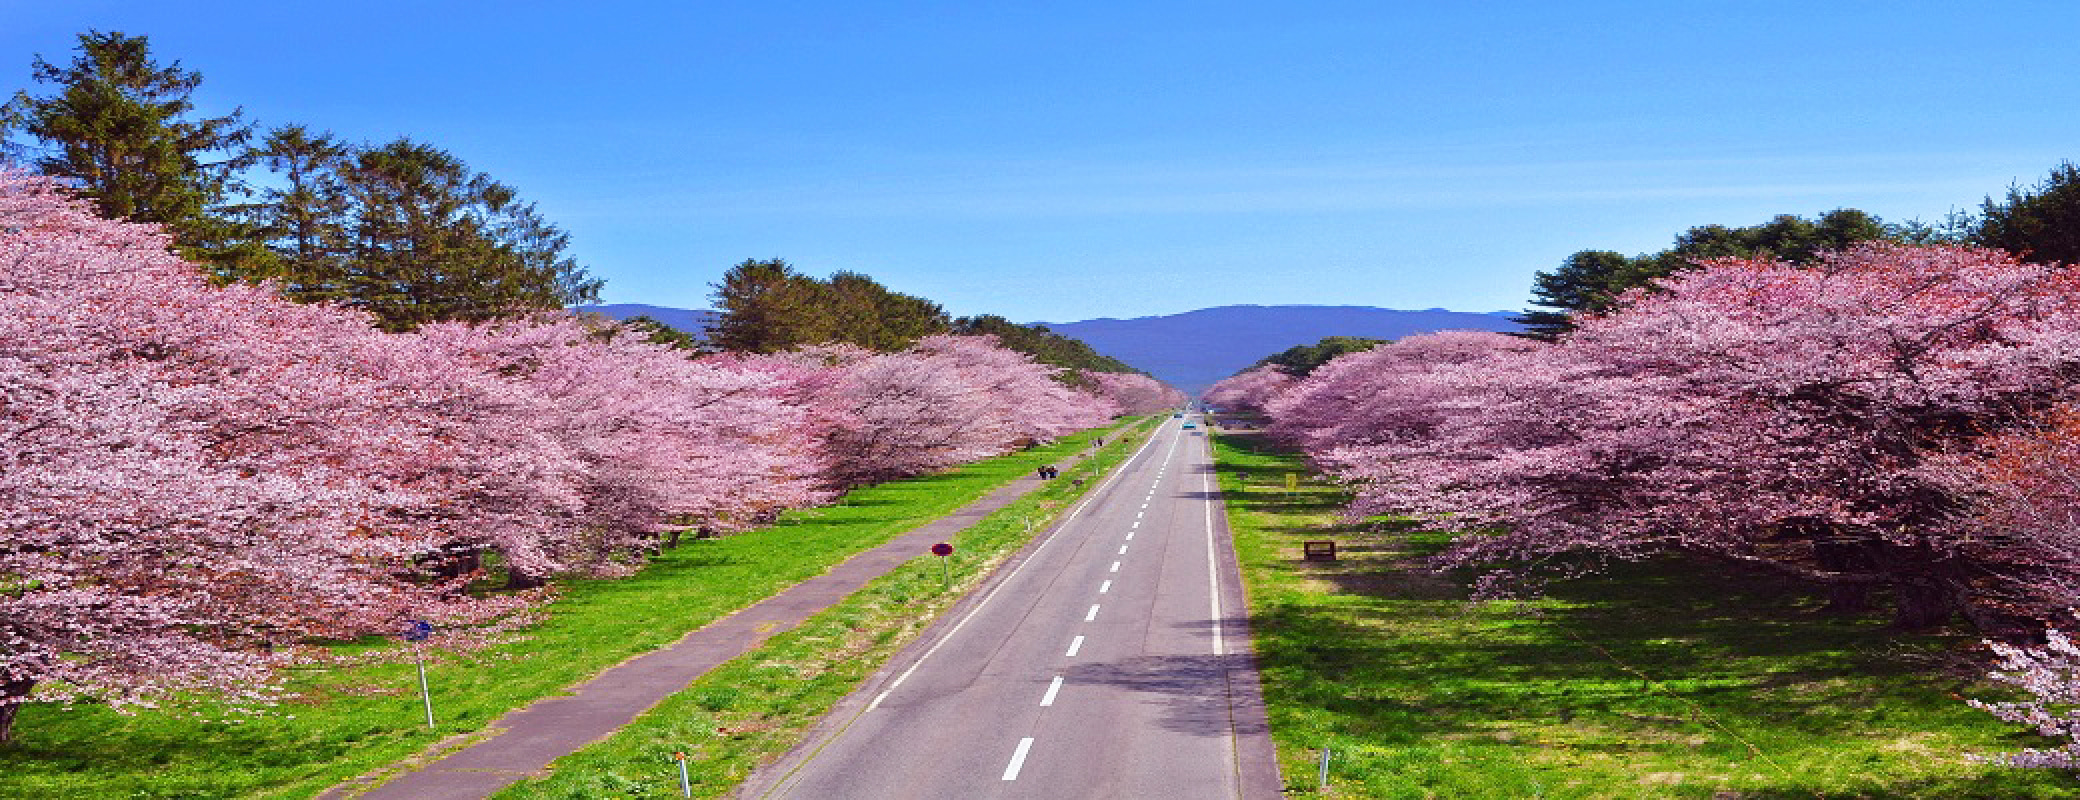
741,415,1283,799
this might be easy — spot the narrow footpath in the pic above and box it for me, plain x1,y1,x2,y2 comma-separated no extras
325,448,1099,800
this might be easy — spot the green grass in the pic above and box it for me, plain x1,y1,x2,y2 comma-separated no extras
1212,431,2079,799
489,418,1157,798
0,421,1149,800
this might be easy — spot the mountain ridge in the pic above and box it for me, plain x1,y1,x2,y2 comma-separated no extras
1034,304,1521,396
577,303,1523,396
1038,303,1517,325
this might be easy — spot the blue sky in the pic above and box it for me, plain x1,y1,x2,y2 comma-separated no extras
6,1,2076,322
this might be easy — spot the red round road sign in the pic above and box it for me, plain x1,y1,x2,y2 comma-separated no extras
931,542,953,557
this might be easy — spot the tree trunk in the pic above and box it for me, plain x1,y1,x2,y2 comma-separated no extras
506,566,545,590
1891,581,1954,630
1823,583,1872,614
1813,537,1874,614
0,679,35,745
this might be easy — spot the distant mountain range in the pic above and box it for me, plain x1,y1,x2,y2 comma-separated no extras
1037,305,1521,396
576,303,1521,397
576,304,720,336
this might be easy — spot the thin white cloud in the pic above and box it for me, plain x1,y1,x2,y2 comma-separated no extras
558,149,2029,220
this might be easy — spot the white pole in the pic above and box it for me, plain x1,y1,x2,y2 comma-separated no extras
416,646,435,729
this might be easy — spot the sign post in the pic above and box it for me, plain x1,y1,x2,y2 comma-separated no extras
403,619,435,729
674,752,693,797
931,542,953,585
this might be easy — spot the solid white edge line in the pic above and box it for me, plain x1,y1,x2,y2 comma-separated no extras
1066,635,1084,656
1003,737,1035,780
1040,675,1064,706
1204,453,1225,657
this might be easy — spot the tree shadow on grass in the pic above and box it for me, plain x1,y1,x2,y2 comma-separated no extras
1244,553,2074,795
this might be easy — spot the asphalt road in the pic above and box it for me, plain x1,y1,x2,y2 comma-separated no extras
742,416,1282,799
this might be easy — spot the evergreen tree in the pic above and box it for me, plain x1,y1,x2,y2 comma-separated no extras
1977,161,2080,267
1,31,258,274
1253,335,1390,376
709,258,832,353
827,270,950,350
332,138,600,330
710,261,950,353
951,314,1141,380
246,124,352,301
1514,250,1630,340
1518,209,1895,339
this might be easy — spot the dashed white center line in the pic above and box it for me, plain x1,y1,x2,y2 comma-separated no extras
1125,531,1134,540
1085,604,1101,621
1040,675,1064,706
1131,520,1141,529
1003,737,1035,780
1066,635,1084,656
1110,561,1120,572
1118,544,1129,555
1136,510,1144,519
1099,579,1112,593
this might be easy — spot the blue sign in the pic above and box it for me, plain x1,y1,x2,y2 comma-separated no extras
403,619,433,642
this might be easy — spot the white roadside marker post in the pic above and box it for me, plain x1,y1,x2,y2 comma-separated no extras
403,619,435,729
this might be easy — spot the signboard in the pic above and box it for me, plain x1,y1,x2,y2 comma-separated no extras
403,619,433,642
931,542,953,557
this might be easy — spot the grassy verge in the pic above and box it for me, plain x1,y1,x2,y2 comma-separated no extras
1212,431,2076,798
0,421,1148,800
491,418,1158,798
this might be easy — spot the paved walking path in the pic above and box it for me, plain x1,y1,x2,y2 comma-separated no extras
326,452,1092,800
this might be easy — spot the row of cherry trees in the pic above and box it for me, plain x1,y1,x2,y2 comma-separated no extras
0,170,1151,742
1207,242,2080,763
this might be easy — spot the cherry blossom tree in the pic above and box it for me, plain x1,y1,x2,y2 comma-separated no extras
1945,410,2080,766
1926,405,2080,629
1085,371,1185,416
0,168,1118,744
1319,243,2080,628
914,334,1114,445
409,317,830,579
1263,330,1538,453
0,169,497,742
1970,629,2080,769
762,335,1112,486
1201,364,1297,415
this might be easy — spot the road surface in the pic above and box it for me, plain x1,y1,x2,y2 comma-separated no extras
742,415,1281,799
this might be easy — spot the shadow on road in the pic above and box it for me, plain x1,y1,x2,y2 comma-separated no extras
1061,622,1268,740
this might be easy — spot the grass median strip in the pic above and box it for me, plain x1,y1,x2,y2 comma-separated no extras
1211,431,2072,799
488,420,1155,798
0,421,1146,800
